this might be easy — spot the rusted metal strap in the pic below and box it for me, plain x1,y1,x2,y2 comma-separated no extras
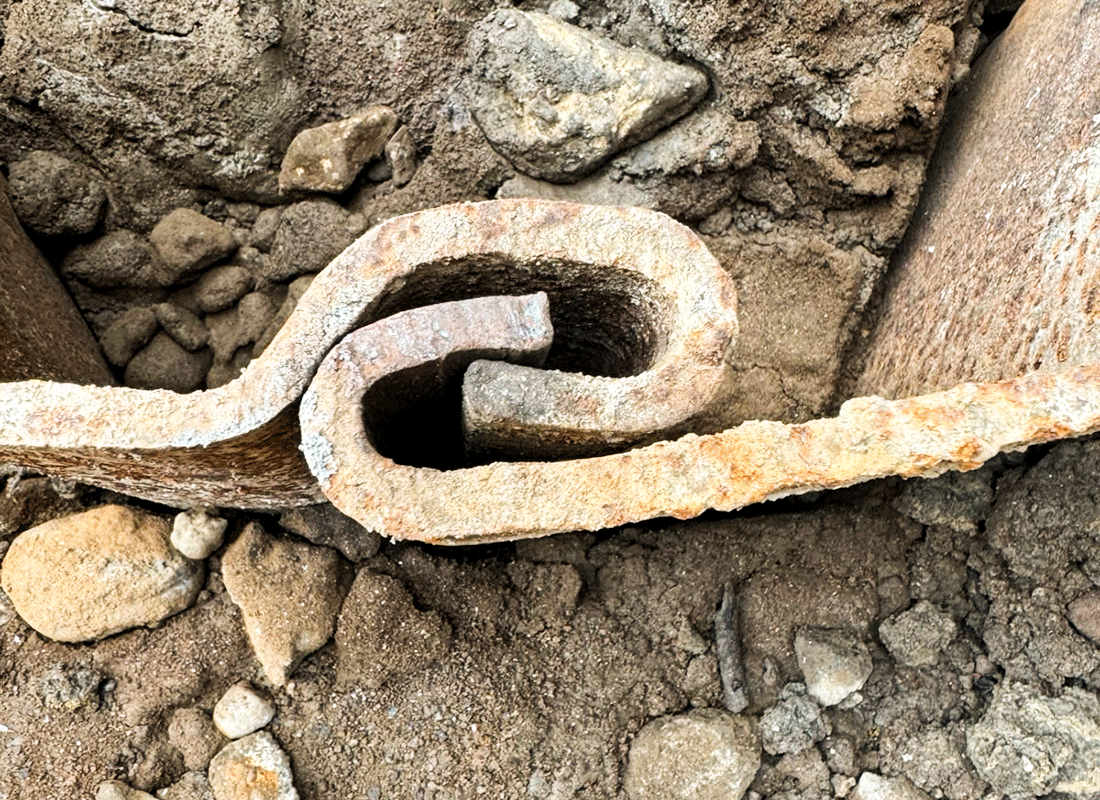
302,295,1100,544
4,198,1100,543
0,199,738,510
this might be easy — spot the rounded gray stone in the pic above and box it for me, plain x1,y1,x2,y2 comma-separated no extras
213,680,276,739
100,306,159,367
8,150,107,237
150,208,238,286
795,626,872,707
624,708,761,800
193,265,254,314
123,332,212,393
155,302,209,352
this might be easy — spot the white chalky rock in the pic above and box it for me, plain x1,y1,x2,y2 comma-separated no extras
95,780,157,800
213,680,276,739
0,504,204,642
208,731,298,800
172,508,228,560
795,626,873,707
850,773,932,800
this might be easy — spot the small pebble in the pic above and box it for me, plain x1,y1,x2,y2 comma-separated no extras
171,508,228,560
213,680,277,739
1068,589,1100,642
155,302,209,352
759,683,829,755
100,306,159,367
795,626,872,707
95,780,157,800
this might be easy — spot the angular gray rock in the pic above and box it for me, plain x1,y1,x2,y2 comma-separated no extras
123,332,212,393
37,663,105,711
279,106,397,194
966,681,1100,798
150,208,238,286
879,601,955,667
794,626,872,707
208,732,298,800
8,150,107,237
334,570,451,689
465,8,708,182
623,708,761,800
267,199,355,282
61,230,163,290
278,502,381,563
221,523,353,686
759,683,830,755
0,504,204,642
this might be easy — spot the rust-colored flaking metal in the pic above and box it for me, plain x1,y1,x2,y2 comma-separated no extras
0,199,737,508
303,292,1100,544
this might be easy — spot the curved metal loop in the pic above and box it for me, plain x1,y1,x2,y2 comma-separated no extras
0,200,738,509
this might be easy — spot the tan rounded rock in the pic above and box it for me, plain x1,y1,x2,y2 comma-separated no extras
0,504,204,642
208,731,298,800
624,708,760,800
